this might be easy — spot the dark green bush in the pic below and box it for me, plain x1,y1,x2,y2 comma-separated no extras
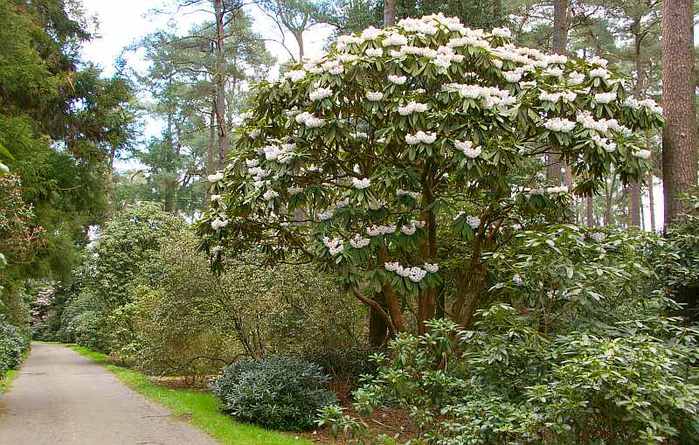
0,316,28,375
212,355,337,431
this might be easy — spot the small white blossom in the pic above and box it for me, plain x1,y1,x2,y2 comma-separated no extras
634,149,652,160
423,263,439,273
366,91,384,101
406,131,437,145
466,215,481,229
208,172,224,183
309,87,333,101
593,91,616,105
589,67,610,80
388,74,407,85
397,102,428,115
382,33,408,47
350,234,371,249
211,217,229,230
454,140,481,158
323,237,344,256
283,70,306,82
365,48,383,57
543,118,576,133
512,274,524,286
262,189,279,201
491,27,512,38
352,177,371,189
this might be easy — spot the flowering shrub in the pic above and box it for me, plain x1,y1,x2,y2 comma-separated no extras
199,14,663,333
0,315,28,376
212,355,337,431
319,310,699,444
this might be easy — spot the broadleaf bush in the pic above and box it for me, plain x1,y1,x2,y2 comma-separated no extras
212,355,337,431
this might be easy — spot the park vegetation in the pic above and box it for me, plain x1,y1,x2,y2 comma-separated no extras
2,1,699,444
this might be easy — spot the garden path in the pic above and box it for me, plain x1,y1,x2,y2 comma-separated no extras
0,343,217,445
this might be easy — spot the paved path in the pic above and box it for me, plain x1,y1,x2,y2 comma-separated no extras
0,343,217,445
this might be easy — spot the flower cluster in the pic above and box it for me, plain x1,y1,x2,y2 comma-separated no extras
406,131,437,145
323,237,344,256
454,140,481,158
309,87,333,101
398,102,428,116
543,118,576,133
295,112,325,128
384,261,437,283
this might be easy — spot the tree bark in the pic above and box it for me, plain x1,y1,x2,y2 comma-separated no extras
368,291,388,347
384,0,396,26
292,30,304,61
213,0,229,169
661,0,698,227
648,174,656,231
629,183,641,227
547,0,569,183
586,195,595,227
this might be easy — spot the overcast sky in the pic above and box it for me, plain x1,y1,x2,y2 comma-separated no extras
80,0,333,77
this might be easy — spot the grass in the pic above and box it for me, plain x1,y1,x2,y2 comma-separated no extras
68,345,314,445
0,368,20,395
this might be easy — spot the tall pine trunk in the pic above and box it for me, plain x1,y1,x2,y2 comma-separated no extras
661,0,698,226
547,0,569,183
384,0,396,26
648,174,656,231
213,0,229,169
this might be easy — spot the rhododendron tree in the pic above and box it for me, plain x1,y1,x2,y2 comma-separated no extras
198,14,663,333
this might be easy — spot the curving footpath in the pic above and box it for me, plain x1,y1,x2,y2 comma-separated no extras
0,343,216,445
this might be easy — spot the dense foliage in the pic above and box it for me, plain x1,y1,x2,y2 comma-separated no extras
321,311,699,444
213,355,337,431
199,14,663,341
0,315,29,379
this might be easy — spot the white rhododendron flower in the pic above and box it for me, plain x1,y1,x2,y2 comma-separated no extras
318,209,333,221
211,217,229,230
512,274,524,286
396,189,421,200
589,67,610,80
568,71,585,85
365,48,383,57
352,177,371,189
406,131,437,145
309,87,332,101
208,172,224,183
634,149,652,160
283,70,306,82
398,102,428,115
350,234,371,249
503,71,522,83
295,112,325,128
262,189,279,201
466,216,481,229
590,232,607,242
323,237,344,256
454,140,481,158
543,118,576,133
593,91,616,104
361,26,382,40
423,263,439,273
388,74,407,85
382,33,408,47
366,91,384,101
592,135,617,152
491,27,512,38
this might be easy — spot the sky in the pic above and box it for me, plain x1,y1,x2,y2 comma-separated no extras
77,1,664,230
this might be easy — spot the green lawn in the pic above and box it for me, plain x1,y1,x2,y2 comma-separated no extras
0,368,19,395
69,345,314,445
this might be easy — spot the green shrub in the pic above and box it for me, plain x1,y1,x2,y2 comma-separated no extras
321,308,699,444
212,355,337,431
0,316,28,375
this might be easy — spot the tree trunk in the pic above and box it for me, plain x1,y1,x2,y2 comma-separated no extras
661,0,698,226
629,183,641,227
547,0,569,183
291,29,304,61
417,184,437,334
648,174,656,231
384,0,396,26
213,0,229,169
452,236,487,328
368,291,388,347
586,195,595,227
